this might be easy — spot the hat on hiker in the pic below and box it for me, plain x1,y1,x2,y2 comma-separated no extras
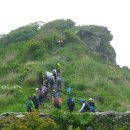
35,88,38,91
89,98,93,101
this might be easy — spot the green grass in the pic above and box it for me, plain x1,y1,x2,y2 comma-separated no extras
0,20,130,114
0,41,130,113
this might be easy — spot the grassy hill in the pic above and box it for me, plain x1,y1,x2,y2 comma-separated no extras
0,19,130,113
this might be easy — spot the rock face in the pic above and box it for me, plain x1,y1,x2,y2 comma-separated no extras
93,111,130,129
1,111,130,129
77,25,116,64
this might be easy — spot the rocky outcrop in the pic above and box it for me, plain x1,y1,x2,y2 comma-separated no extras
77,25,116,64
1,111,130,129
93,111,130,129
0,112,24,119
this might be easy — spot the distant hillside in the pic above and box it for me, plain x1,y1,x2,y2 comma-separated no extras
0,19,130,113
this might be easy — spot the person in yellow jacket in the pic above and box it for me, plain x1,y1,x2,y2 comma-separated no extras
56,62,62,74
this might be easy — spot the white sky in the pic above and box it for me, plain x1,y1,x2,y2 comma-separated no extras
0,0,130,68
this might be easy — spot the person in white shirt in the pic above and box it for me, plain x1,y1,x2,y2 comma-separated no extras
79,99,90,113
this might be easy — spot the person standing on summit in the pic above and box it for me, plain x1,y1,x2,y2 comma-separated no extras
58,38,64,47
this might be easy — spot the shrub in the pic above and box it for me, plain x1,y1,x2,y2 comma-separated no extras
64,30,81,43
51,109,93,129
0,85,23,107
0,112,58,130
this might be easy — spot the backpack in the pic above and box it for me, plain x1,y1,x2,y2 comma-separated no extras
38,89,44,96
69,98,75,106
84,102,90,110
57,76,61,81
26,100,31,108
54,97,59,106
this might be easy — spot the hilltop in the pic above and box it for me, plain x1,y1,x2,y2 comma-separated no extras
0,19,130,114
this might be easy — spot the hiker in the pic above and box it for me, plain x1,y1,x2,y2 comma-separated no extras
52,69,57,82
42,85,48,97
52,96,62,109
42,75,47,85
53,90,60,97
46,71,53,80
50,75,54,90
37,87,45,105
58,38,64,47
79,99,90,113
67,97,75,112
88,98,96,112
66,87,72,94
44,78,49,89
26,96,34,112
56,62,62,74
32,94,39,110
60,38,64,47
57,74,63,91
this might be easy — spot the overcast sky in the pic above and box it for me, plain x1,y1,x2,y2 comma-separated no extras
0,0,130,67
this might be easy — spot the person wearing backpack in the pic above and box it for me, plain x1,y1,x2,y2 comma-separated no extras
57,39,64,48
42,85,48,98
53,90,60,98
52,69,57,82
79,99,90,113
50,75,54,90
44,78,49,89
32,94,39,110
56,61,62,74
57,74,62,91
26,96,34,112
37,87,45,105
66,87,72,94
52,96,62,109
88,98,96,112
67,97,75,112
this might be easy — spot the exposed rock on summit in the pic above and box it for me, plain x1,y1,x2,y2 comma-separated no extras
77,25,116,64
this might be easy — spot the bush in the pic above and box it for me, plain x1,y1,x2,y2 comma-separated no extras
24,72,37,87
64,30,81,43
51,110,93,129
0,112,58,130
0,85,23,107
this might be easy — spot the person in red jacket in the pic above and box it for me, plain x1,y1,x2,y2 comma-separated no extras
52,96,62,109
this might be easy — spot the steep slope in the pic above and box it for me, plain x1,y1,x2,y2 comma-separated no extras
0,19,130,113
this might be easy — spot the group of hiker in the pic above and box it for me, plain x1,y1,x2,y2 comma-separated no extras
26,61,96,113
